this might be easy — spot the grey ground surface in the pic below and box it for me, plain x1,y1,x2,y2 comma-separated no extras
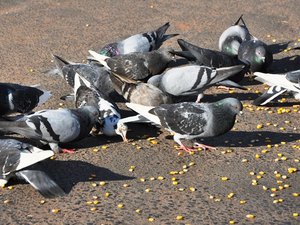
0,1,299,224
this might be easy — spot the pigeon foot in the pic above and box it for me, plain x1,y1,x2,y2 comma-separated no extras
61,148,76,154
193,143,217,151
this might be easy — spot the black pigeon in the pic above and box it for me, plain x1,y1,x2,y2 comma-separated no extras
126,98,243,152
174,39,247,85
98,22,179,57
0,138,65,198
219,15,256,56
0,83,51,116
238,39,273,72
0,106,99,153
109,72,172,106
89,48,176,81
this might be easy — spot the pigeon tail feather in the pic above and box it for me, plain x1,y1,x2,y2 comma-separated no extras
125,103,160,125
88,50,110,69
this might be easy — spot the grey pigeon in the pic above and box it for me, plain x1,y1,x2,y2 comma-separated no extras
254,71,300,104
109,72,172,106
52,55,116,100
98,22,179,57
75,73,128,141
0,138,65,198
0,83,51,116
219,15,256,56
88,48,176,81
126,98,243,152
147,64,244,102
174,39,247,86
0,106,99,153
238,39,273,72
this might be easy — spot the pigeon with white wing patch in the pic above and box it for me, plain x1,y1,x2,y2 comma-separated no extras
0,139,65,198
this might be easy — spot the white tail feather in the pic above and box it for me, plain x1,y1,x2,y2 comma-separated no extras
88,50,110,70
125,103,161,125
16,149,53,171
254,72,300,93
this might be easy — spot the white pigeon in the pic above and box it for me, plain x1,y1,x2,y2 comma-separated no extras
0,139,65,198
254,71,300,104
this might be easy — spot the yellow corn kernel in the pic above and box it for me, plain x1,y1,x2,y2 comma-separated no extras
51,209,60,213
117,204,123,208
148,217,155,222
221,177,229,181
176,215,184,220
293,213,299,217
246,214,255,219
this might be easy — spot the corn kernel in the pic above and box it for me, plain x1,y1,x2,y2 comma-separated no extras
242,159,248,163
256,124,263,129
123,183,129,187
262,186,268,191
292,193,299,197
117,204,123,208
90,207,97,211
288,168,297,173
176,215,184,220
51,209,60,213
157,176,164,180
227,193,235,199
229,220,235,224
145,188,151,192
246,214,255,219
135,209,141,213
293,213,299,217
240,200,246,204
189,187,196,192
221,177,229,181
148,217,155,222
105,192,110,197
140,178,146,182
249,172,255,176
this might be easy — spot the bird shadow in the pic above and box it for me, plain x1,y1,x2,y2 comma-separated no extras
11,160,135,194
198,131,300,148
268,55,300,73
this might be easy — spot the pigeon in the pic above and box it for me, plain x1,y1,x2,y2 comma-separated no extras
253,86,287,106
126,98,243,152
109,72,172,106
219,15,256,56
253,71,300,104
97,22,179,57
174,39,247,85
0,83,51,116
52,55,116,100
0,106,99,153
88,48,176,81
147,64,244,102
238,39,273,72
0,138,65,198
75,72,128,141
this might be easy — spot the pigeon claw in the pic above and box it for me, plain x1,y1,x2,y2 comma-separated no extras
179,144,198,153
193,143,217,151
61,148,76,154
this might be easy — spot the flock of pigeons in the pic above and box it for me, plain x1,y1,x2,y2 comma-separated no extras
0,15,299,198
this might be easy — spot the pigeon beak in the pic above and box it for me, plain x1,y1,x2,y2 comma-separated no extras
261,56,265,62
120,131,128,142
238,111,243,116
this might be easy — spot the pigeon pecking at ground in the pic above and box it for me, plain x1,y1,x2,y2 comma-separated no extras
253,70,300,105
126,98,243,152
147,64,244,102
0,83,51,116
0,138,65,198
96,22,179,57
75,72,128,142
109,72,172,106
0,106,100,153
238,39,273,72
219,15,257,56
88,48,176,81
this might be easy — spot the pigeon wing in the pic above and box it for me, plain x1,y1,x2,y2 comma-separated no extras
150,103,207,135
16,170,66,198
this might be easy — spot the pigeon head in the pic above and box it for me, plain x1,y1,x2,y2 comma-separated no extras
255,46,267,63
218,98,243,116
115,122,128,142
99,43,119,57
159,47,177,62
